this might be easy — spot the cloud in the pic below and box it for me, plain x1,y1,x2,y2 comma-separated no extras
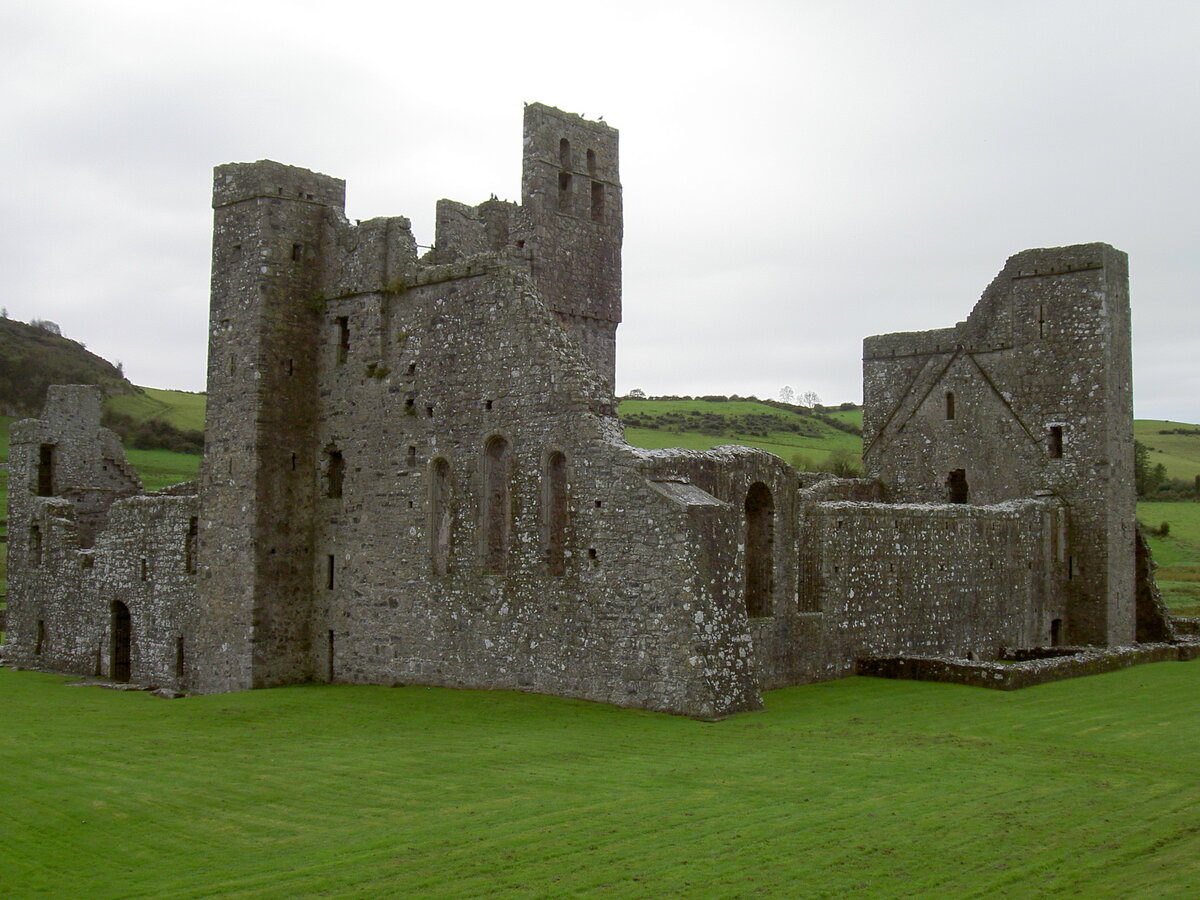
2,0,1197,420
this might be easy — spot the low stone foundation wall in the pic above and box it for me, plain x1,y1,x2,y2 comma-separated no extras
858,643,1200,690
1171,616,1200,636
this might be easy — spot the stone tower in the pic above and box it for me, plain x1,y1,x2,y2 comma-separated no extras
197,161,345,691
520,103,623,387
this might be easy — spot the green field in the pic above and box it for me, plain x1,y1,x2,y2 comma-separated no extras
124,447,201,492
106,386,207,433
1136,420,1200,483
1139,502,1200,617
1,663,1198,898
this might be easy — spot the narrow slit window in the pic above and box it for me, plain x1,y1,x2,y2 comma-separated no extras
544,451,568,576
30,524,42,566
586,148,596,175
430,458,452,576
559,137,572,169
327,555,336,590
945,392,955,421
175,636,185,678
326,449,345,499
591,181,604,222
186,517,198,575
35,620,45,655
291,243,303,261
336,316,350,364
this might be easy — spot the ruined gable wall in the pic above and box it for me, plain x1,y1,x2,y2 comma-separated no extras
863,244,1134,646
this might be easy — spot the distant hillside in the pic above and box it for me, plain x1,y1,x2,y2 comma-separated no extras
0,316,132,417
620,397,1200,486
619,397,862,471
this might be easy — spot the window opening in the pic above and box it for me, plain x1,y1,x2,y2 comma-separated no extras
559,137,571,169
35,620,45,655
545,451,568,576
1050,618,1063,647
591,181,604,222
947,469,969,504
1048,425,1064,458
336,316,350,364
327,554,336,590
945,392,955,421
587,148,596,175
430,458,452,576
326,449,344,499
558,171,572,212
482,436,511,573
37,444,55,496
186,517,199,575
30,524,42,566
744,482,775,617
291,243,303,261
175,636,185,679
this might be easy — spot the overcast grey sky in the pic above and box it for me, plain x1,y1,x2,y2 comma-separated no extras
2,0,1197,420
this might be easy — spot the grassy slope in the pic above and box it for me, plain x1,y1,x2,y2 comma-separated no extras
1139,502,1200,617
106,387,207,433
1,664,1199,898
1136,419,1200,482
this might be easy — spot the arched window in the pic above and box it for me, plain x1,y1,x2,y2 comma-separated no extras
586,148,596,175
559,138,572,169
430,458,452,576
482,436,511,573
544,451,568,576
744,482,775,617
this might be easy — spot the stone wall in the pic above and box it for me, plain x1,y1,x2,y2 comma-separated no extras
5,386,198,688
863,244,1135,647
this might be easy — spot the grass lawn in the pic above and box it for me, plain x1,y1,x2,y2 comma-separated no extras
1139,501,1200,617
1,663,1198,898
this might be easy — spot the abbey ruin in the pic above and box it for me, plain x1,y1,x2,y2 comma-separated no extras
3,104,1183,718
